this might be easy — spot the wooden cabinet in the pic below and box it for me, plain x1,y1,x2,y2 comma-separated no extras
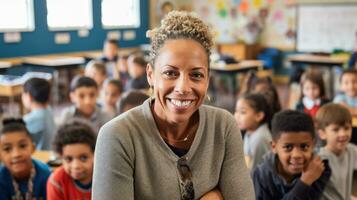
219,43,261,60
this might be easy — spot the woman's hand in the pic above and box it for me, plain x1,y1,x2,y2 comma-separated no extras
200,188,224,200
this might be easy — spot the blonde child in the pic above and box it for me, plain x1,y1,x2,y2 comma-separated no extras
234,93,272,169
47,120,96,200
102,79,122,118
60,76,111,133
0,118,51,199
316,103,357,200
334,69,357,117
296,71,330,118
84,60,107,90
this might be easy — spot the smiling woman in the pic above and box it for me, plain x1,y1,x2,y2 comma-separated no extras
92,11,255,200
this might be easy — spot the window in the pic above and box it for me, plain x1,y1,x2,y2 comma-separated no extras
0,0,34,32
46,0,93,31
101,0,140,29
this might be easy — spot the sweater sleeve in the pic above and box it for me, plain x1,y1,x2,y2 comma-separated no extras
218,117,255,200
46,174,64,200
92,121,135,200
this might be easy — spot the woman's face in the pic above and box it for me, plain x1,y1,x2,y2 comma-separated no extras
147,39,209,125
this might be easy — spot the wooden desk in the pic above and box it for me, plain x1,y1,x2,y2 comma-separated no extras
23,56,85,67
33,150,52,164
0,83,23,115
209,60,263,112
23,56,85,104
210,60,263,72
0,84,22,97
288,54,348,98
288,54,347,67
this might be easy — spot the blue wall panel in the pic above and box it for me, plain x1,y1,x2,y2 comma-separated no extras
0,0,149,58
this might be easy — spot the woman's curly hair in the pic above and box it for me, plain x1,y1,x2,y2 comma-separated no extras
147,11,213,66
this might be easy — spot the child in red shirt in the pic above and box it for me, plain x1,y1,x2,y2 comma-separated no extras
295,71,330,118
47,120,96,200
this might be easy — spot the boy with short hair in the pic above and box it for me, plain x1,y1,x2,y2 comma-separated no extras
0,118,51,199
316,103,357,200
22,77,56,150
333,69,357,116
253,110,331,199
47,120,96,200
60,75,111,133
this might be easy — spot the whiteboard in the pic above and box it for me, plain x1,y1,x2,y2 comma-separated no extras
297,4,357,53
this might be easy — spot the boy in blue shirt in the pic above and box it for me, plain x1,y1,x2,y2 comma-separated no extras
22,77,56,150
0,118,51,199
253,110,331,199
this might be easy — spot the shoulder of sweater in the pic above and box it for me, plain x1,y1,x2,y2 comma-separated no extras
98,105,145,138
200,104,234,120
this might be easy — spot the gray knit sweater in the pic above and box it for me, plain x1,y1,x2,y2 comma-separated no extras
92,99,255,200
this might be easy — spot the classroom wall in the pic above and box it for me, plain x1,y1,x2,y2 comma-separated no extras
173,0,357,51
0,0,149,59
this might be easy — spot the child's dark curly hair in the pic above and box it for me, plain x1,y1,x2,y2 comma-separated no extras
53,119,96,155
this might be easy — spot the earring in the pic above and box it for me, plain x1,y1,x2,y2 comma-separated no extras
149,85,154,97
206,94,211,102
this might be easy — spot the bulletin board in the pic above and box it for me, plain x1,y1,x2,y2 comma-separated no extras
297,4,357,53
191,0,297,49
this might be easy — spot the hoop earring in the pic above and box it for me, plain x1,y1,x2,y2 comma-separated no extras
149,85,154,97
206,94,211,102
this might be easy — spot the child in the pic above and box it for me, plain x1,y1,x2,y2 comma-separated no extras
124,54,150,91
334,69,357,116
47,120,96,200
22,77,56,150
234,93,272,169
60,75,111,133
0,118,51,199
114,54,130,87
296,71,330,118
98,39,119,78
251,76,282,118
316,103,357,200
117,90,149,114
84,60,107,90
102,79,122,118
253,110,331,199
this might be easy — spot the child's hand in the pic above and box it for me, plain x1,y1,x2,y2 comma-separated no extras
300,156,325,186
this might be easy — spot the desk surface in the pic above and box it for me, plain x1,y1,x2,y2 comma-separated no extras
0,84,22,97
288,54,348,65
210,60,263,72
32,150,52,163
23,56,85,67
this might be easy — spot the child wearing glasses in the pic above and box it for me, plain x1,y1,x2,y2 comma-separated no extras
252,110,331,199
47,120,96,200
0,118,51,199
